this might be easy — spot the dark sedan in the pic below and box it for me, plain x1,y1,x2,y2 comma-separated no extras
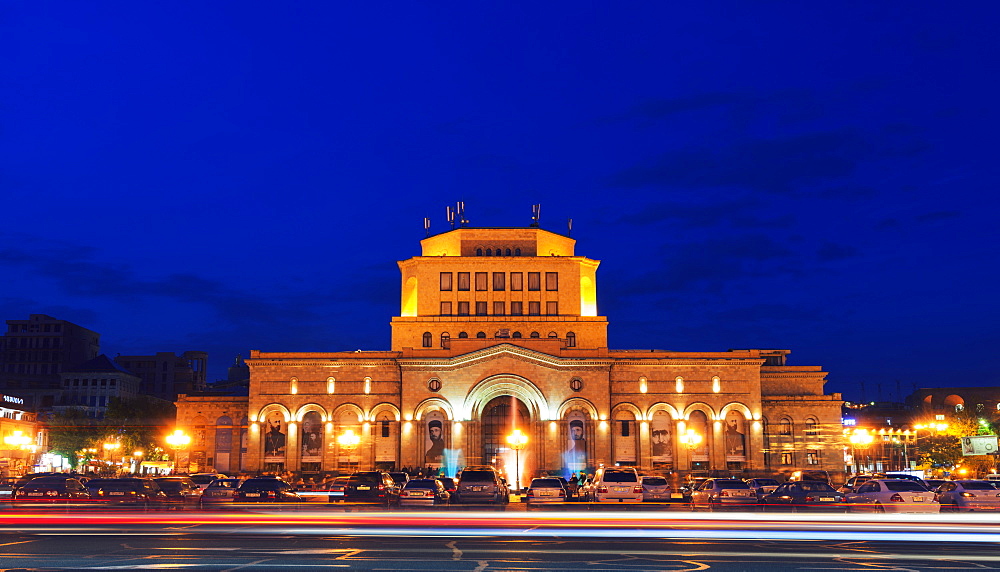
92,478,168,507
13,476,91,504
234,477,302,502
343,471,399,506
761,481,846,512
154,477,202,507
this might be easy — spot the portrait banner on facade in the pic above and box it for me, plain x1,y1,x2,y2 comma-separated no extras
565,411,588,471
650,411,673,463
300,411,323,463
424,411,446,468
724,410,747,461
262,411,287,463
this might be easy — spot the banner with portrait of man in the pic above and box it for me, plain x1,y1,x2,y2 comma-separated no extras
565,411,588,471
300,410,323,463
262,411,287,463
424,411,446,468
725,410,747,461
650,410,673,463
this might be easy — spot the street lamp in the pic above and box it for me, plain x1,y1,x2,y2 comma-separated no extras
506,429,528,493
679,429,703,470
103,441,121,474
338,429,361,470
165,430,191,474
4,431,36,473
849,428,874,475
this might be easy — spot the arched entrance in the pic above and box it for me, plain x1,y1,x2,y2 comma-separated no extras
481,396,530,486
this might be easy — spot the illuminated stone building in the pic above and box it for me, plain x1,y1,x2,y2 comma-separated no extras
178,225,844,479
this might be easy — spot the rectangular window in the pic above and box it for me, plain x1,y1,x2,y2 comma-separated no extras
510,272,523,291
492,272,505,291
440,302,452,315
381,422,390,438
475,301,487,315
620,420,630,437
806,450,819,465
545,272,558,291
510,301,523,315
457,272,470,291
458,301,470,315
528,272,541,291
780,452,793,465
528,301,540,315
440,272,452,291
546,301,558,315
493,301,505,315
475,272,488,291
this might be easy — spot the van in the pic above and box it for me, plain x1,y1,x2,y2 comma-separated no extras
455,466,509,505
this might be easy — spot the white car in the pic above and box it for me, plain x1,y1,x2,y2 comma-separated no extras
935,480,1000,512
846,478,939,513
525,477,567,504
690,478,757,510
589,467,642,503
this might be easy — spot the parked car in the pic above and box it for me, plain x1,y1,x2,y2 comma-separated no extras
0,478,17,502
199,478,242,506
455,466,509,505
388,472,410,488
325,476,350,503
690,478,757,510
746,478,781,501
154,477,203,507
525,477,567,504
935,480,1000,512
589,467,642,503
234,477,302,503
438,477,458,497
188,473,228,492
845,479,939,513
838,475,877,494
924,479,948,490
13,476,91,504
343,471,400,506
639,476,673,502
92,478,169,508
790,470,831,484
760,481,846,512
399,478,450,507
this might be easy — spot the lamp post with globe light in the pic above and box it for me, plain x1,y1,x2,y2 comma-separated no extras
849,428,874,475
165,430,191,474
506,429,528,494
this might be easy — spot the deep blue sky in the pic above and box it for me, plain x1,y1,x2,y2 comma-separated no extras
3,2,997,401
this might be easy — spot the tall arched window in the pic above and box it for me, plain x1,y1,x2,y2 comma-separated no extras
485,248,492,256
505,248,511,256
440,332,450,348
514,248,521,256
476,248,483,256
422,332,432,347
780,418,793,436
804,418,818,436
566,332,576,347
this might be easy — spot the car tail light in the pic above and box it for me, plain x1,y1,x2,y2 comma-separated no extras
632,486,642,494
889,493,905,502
961,492,976,498
45,490,59,497
598,486,608,494
805,496,815,502
377,484,386,491
559,490,566,497
720,491,729,497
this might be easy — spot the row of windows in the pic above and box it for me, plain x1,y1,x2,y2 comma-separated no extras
63,378,119,387
422,331,577,347
440,301,558,316
2,337,65,349
7,323,63,333
4,350,64,361
762,417,820,436
441,272,557,292
475,247,522,256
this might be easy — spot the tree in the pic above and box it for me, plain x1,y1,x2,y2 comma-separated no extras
104,396,176,454
47,408,101,469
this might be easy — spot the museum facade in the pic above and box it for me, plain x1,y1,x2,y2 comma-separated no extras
176,226,844,480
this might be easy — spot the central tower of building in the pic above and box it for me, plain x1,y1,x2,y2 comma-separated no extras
391,227,607,351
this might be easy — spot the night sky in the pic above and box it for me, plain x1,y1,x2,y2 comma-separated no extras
3,2,997,401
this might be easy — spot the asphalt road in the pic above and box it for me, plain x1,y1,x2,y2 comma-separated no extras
2,505,999,571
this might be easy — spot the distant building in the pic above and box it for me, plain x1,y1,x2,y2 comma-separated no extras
0,392,41,476
0,314,101,410
178,223,844,478
56,355,142,418
908,387,1000,416
114,351,207,402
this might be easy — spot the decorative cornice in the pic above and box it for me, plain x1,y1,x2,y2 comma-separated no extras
397,343,614,371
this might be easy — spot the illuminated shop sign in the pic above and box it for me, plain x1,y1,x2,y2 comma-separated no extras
1,395,24,405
